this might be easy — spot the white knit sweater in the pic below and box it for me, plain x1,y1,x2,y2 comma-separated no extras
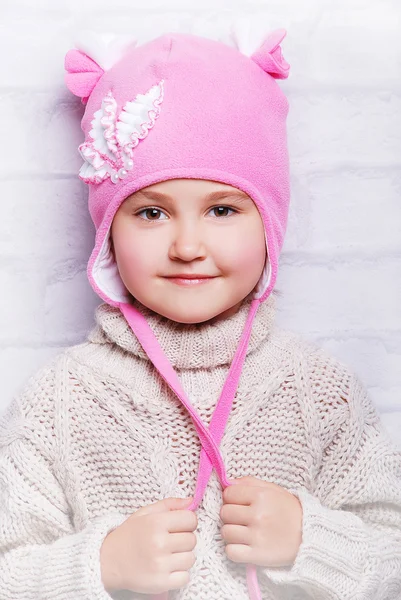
1,292,401,600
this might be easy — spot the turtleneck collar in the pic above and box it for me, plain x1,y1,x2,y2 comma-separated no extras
87,292,277,370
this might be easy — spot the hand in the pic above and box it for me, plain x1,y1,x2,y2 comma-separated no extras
100,496,197,594
220,476,303,568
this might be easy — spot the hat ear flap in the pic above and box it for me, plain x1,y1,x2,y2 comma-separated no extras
64,49,104,105
250,29,290,79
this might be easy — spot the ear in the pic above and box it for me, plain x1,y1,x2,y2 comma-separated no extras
64,30,138,104
226,19,290,80
250,29,290,79
64,49,104,105
73,30,138,71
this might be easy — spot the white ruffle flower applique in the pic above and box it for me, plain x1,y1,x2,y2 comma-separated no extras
64,30,164,185
79,82,164,184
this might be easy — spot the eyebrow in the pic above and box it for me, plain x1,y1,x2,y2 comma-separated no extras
129,189,251,204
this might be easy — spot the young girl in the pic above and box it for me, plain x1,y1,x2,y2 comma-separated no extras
0,26,401,600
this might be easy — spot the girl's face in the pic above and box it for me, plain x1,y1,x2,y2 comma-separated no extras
111,178,266,324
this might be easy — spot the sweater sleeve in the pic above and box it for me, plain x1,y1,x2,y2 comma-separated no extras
260,357,401,600
0,381,128,599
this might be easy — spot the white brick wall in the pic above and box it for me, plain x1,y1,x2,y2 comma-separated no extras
1,1,400,444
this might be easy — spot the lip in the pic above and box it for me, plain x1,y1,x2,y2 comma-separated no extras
163,275,218,286
164,274,216,279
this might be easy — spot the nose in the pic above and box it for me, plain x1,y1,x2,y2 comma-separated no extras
168,220,207,262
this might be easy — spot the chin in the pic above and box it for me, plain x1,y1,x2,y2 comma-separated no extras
163,309,221,325
130,287,242,324
154,302,229,325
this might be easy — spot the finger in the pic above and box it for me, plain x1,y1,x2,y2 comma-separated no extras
167,510,198,533
223,484,259,506
233,476,273,488
168,532,197,553
220,503,251,526
221,523,251,545
168,550,196,573
225,543,253,564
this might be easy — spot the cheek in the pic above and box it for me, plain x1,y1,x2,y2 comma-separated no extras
214,221,266,274
112,226,160,278
234,241,266,275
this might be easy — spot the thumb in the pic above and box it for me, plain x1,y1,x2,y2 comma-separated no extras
136,496,194,516
232,476,268,486
165,496,194,511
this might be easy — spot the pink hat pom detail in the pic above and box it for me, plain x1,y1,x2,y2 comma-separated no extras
64,49,104,104
251,28,290,79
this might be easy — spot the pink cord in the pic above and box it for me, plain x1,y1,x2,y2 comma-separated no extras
120,299,263,600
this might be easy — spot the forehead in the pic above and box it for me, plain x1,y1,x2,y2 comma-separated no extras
126,178,250,203
142,178,244,194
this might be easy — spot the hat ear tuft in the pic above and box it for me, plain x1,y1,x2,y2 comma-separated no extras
226,18,290,80
64,30,139,104
250,29,290,79
64,49,104,104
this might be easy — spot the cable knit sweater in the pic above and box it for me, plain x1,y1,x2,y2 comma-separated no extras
1,292,401,600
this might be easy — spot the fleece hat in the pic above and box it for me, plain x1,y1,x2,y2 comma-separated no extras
65,27,290,306
65,25,291,600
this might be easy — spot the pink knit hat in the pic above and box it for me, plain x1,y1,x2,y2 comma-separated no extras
65,27,291,600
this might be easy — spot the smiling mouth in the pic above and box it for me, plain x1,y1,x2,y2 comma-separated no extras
164,276,217,286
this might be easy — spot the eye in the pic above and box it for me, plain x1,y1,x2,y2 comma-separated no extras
208,206,237,218
135,207,168,221
134,205,237,221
